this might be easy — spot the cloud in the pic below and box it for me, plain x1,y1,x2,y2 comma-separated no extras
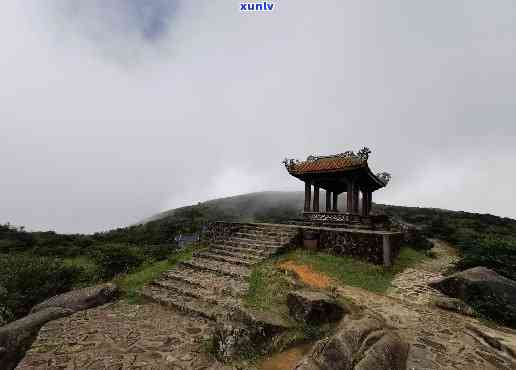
0,1,515,233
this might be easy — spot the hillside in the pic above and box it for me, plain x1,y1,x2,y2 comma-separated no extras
145,191,516,280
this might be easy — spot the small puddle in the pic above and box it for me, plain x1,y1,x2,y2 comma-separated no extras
258,342,313,370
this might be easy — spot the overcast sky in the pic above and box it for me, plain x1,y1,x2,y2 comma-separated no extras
1,1,515,233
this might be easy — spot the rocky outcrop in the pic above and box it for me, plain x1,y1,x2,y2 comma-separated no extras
213,307,291,362
429,267,516,327
31,283,118,314
294,312,409,370
287,290,348,325
0,307,73,370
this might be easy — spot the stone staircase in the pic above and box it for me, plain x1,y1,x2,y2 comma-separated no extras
141,223,299,320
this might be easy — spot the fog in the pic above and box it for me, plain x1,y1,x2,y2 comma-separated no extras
1,1,515,233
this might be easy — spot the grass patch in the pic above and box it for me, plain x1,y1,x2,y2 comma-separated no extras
245,263,293,315
274,247,427,294
114,245,200,303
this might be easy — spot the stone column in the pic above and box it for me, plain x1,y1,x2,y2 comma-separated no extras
332,192,338,212
304,181,311,212
313,186,320,212
325,190,332,212
382,235,392,267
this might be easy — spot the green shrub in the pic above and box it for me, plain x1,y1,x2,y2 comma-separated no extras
0,254,81,320
141,244,176,261
456,235,516,281
90,243,145,279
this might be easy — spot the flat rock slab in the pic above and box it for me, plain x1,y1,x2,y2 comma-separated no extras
16,301,218,370
287,290,347,324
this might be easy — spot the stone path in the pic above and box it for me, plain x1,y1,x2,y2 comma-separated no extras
17,301,217,370
387,239,460,306
16,223,299,370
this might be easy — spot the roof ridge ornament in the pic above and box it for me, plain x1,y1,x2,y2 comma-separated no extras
357,147,371,161
376,172,391,185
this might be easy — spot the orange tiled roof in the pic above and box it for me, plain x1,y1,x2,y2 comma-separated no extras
288,155,366,174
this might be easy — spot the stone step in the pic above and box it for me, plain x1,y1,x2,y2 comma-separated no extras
229,237,281,246
141,285,222,320
211,244,270,258
225,239,282,252
238,225,299,235
237,229,299,238
209,246,265,261
233,232,293,242
150,278,220,305
163,266,248,297
194,251,256,267
181,257,251,280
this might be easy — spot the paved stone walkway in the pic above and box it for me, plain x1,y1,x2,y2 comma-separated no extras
387,239,460,306
16,301,221,370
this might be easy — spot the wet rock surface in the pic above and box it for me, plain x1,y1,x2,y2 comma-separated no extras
430,266,516,327
287,290,347,325
214,307,291,362
294,312,409,370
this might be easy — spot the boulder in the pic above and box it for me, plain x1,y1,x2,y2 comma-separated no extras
0,307,73,370
429,267,516,327
31,283,119,314
287,290,348,325
294,312,409,370
213,307,291,362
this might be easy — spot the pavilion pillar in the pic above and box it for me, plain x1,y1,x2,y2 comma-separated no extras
313,186,320,212
304,181,312,212
352,186,359,214
361,191,370,216
346,182,354,213
332,192,338,212
325,190,332,212
368,192,373,215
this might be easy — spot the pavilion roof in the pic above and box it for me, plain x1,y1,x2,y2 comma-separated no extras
283,148,392,190
286,154,366,174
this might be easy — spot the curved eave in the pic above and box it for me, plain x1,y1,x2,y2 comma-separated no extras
286,162,388,192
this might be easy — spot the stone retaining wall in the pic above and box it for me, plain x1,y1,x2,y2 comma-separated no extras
318,228,403,266
205,221,403,267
